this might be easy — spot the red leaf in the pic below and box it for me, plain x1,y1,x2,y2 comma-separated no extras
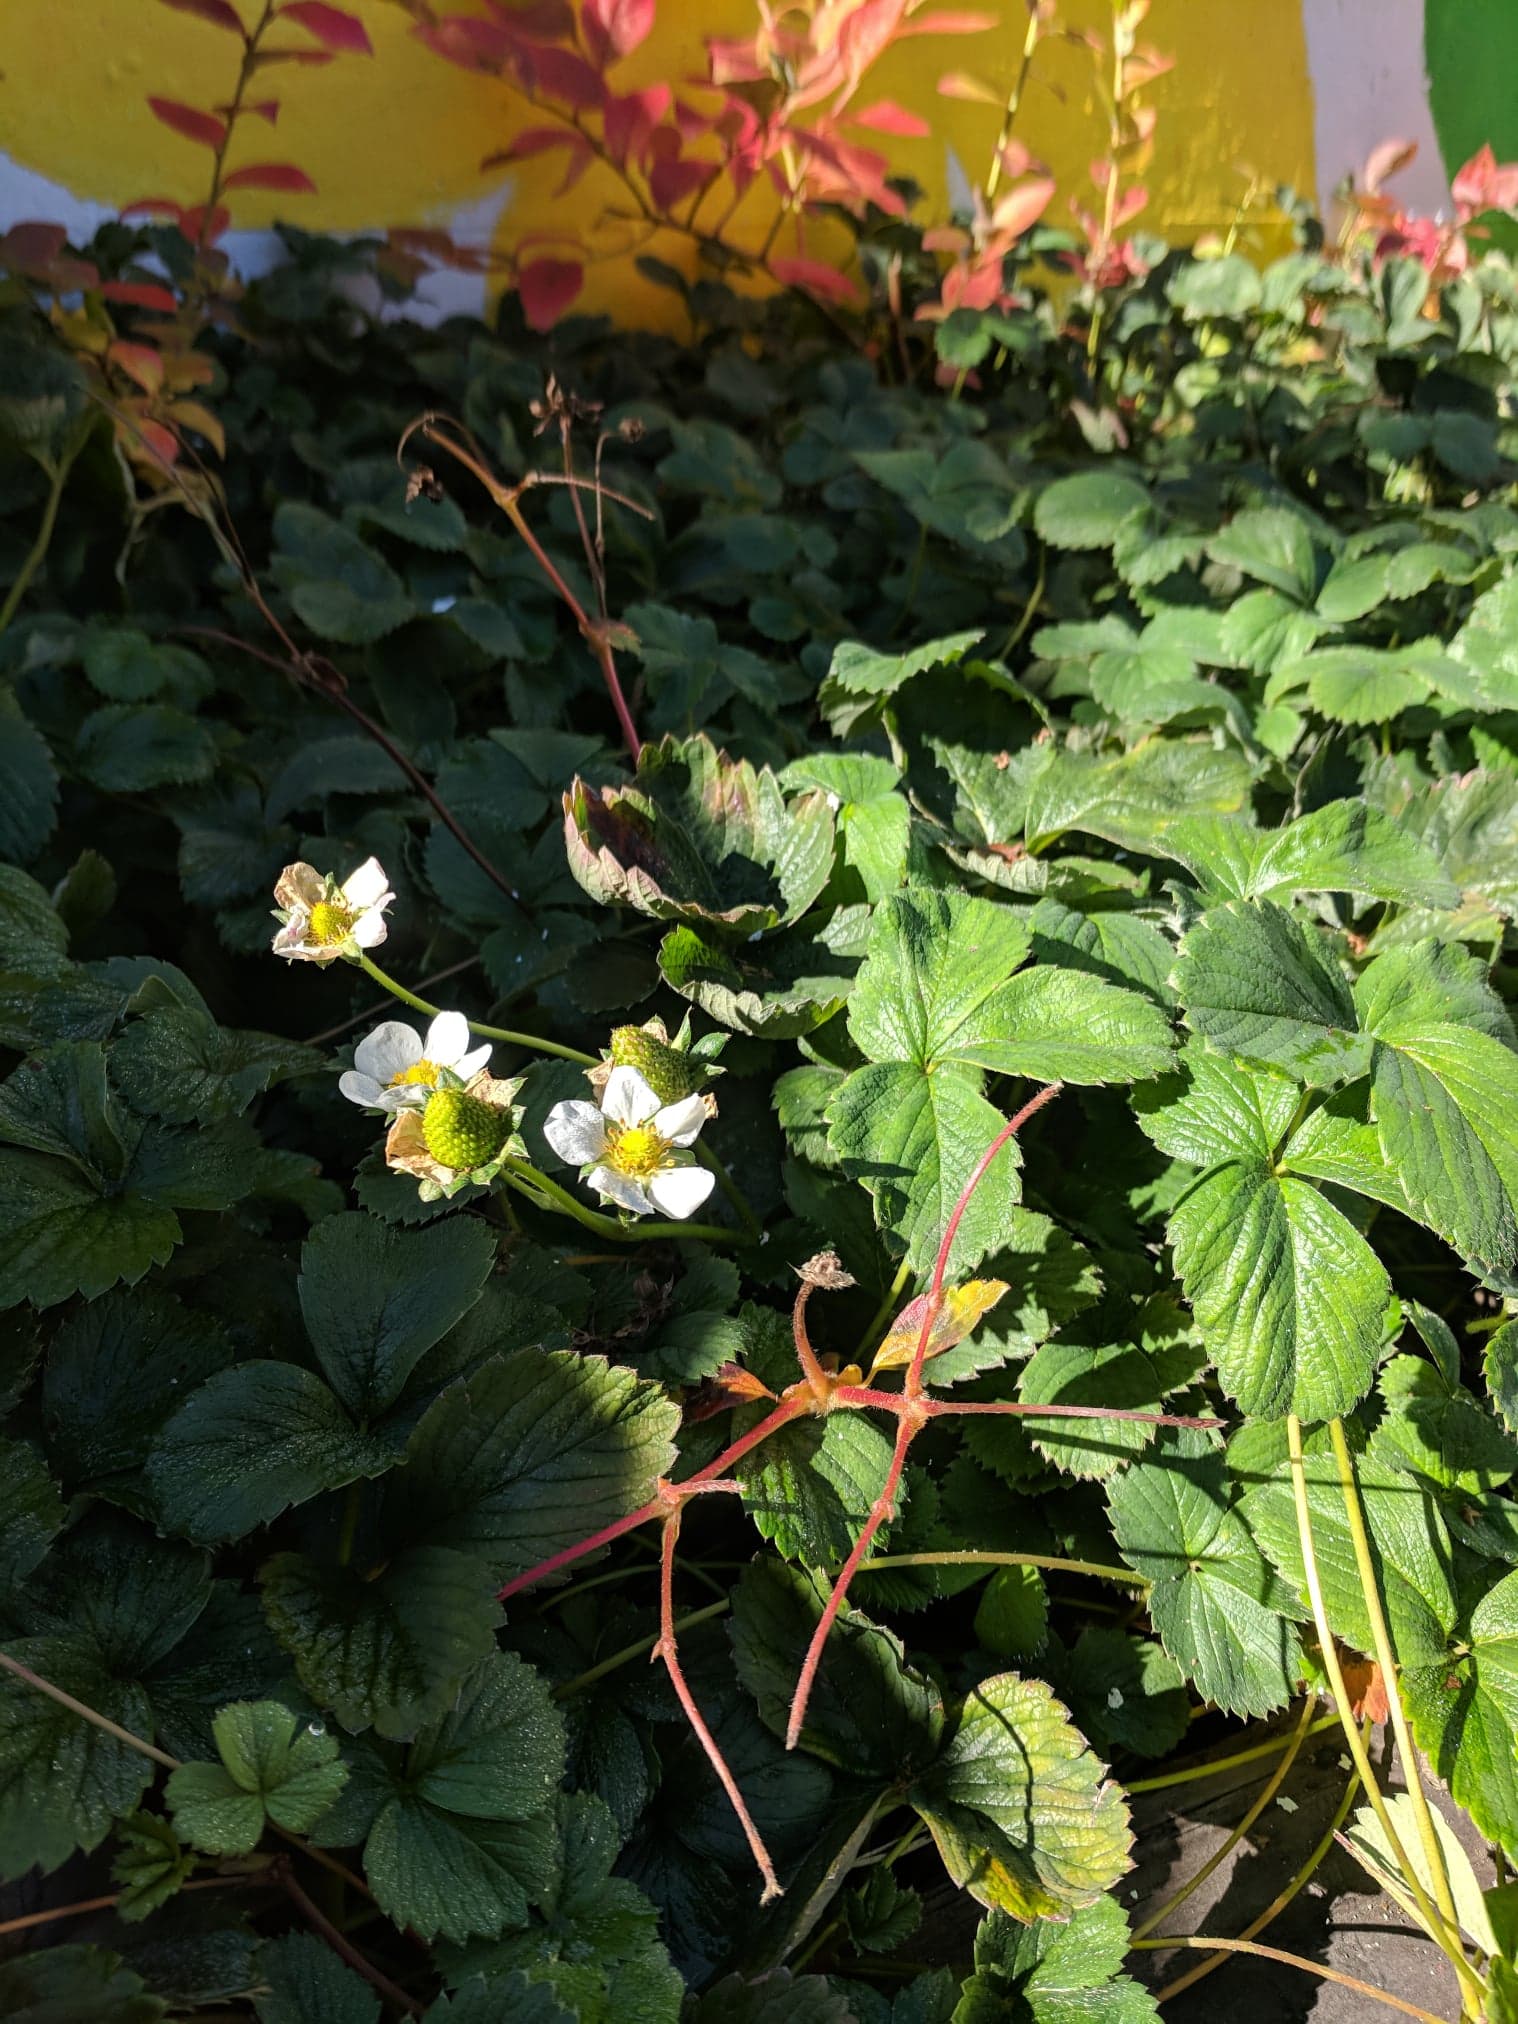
277,0,372,54
898,9,998,32
1453,142,1518,218
182,202,232,244
769,254,861,306
156,0,246,29
224,97,281,123
481,126,582,166
989,175,1055,239
517,256,584,331
101,279,182,312
647,150,710,213
108,340,167,395
851,99,930,138
123,415,182,468
147,97,228,149
221,161,318,192
583,0,654,67
523,43,604,110
0,220,68,269
603,84,671,167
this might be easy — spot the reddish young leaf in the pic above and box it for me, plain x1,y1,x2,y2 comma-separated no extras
0,220,68,269
121,413,182,468
147,97,228,149
221,161,318,192
898,10,998,33
989,175,1056,239
156,0,246,29
181,202,232,244
277,0,372,54
101,279,182,313
517,255,584,330
108,340,167,395
1453,142,1518,218
769,254,863,306
583,0,655,68
523,43,605,111
603,84,671,167
647,150,710,213
850,99,931,138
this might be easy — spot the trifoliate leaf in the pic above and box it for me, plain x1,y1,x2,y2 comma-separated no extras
1109,1431,1301,1717
166,1701,347,1854
1016,1335,1204,1479
356,1653,564,1942
109,1007,321,1124
75,705,217,792
1034,471,1150,551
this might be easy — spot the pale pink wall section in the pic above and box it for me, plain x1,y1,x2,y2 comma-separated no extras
1302,0,1449,214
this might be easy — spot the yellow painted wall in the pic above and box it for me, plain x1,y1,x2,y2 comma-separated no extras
0,1,1316,323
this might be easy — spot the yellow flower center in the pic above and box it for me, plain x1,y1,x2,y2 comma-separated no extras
308,899,355,946
389,1059,440,1088
608,1123,668,1178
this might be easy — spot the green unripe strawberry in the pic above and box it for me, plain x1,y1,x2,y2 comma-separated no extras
422,1088,509,1172
609,1024,703,1103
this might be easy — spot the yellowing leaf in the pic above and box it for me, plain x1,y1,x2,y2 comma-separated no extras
870,1279,1008,1376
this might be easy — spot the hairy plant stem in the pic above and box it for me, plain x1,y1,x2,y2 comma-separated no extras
1284,1416,1479,2003
1326,1416,1461,1938
1152,1715,1371,2003
0,434,86,637
498,1155,747,1249
1131,1692,1317,1943
1130,1935,1452,2024
353,952,593,1065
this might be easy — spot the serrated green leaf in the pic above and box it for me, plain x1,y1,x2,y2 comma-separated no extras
298,1211,496,1420
953,1893,1157,2024
0,1635,155,1878
1033,471,1150,551
254,1933,381,2024
166,1700,346,1854
1017,1336,1203,1479
110,1006,320,1123
110,1811,194,1921
401,1351,679,1586
262,1544,500,1740
909,1672,1132,1918
1406,1569,1518,1858
973,1565,1048,1661
1176,901,1369,1086
1065,1627,1190,1761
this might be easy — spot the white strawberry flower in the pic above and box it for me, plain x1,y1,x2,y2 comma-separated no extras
543,1065,715,1221
272,857,394,965
338,1011,491,1114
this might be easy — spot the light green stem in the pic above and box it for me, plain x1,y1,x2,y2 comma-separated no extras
356,952,595,1065
553,1600,730,1699
858,1256,914,1365
855,1549,1147,1587
0,440,84,637
1125,1714,1340,1794
498,1157,749,1249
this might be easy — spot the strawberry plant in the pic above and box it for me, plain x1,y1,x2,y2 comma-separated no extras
6,48,1518,2022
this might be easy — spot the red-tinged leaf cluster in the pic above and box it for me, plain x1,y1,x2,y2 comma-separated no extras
156,0,246,31
917,144,1056,321
1339,137,1518,308
413,0,997,326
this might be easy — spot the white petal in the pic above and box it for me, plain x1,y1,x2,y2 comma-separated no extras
378,1085,429,1112
543,1101,608,1166
601,1065,660,1127
453,1043,493,1082
350,908,390,950
652,1094,707,1147
272,918,312,955
588,1163,653,1216
342,857,392,909
648,1164,716,1220
338,1070,387,1108
425,1010,473,1066
353,1021,422,1083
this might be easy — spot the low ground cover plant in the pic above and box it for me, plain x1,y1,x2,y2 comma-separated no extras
5,9,1518,2020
